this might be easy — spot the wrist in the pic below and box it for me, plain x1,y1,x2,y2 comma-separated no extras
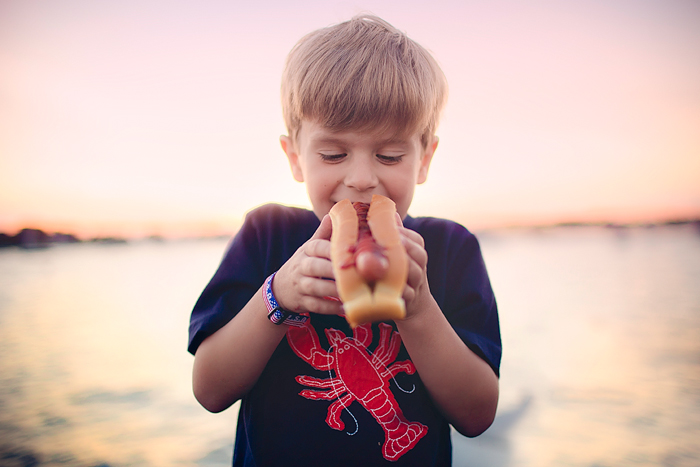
262,272,308,327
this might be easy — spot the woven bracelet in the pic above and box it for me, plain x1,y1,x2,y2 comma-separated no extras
262,272,308,327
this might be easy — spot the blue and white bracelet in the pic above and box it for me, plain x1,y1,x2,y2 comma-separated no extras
263,272,308,327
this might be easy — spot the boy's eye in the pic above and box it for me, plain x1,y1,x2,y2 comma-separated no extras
376,154,403,164
320,153,346,163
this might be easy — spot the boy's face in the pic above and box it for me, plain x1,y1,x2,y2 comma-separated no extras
281,120,437,220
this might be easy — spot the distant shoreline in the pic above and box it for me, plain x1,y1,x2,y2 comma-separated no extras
506,218,700,231
0,228,129,249
2,218,698,249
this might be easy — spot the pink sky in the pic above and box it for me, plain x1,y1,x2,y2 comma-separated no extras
1,0,699,238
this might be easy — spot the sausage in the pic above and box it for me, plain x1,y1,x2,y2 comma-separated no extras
329,194,408,328
341,201,389,282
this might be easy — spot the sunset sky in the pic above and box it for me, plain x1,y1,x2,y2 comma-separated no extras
1,0,699,238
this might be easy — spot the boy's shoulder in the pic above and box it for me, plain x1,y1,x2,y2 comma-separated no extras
404,214,477,243
247,202,316,219
244,203,319,229
233,204,320,257
404,215,485,265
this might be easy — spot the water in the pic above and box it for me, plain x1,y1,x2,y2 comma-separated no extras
1,225,699,466
0,239,237,466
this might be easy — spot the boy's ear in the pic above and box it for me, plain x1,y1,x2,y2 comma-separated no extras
417,136,438,185
280,135,304,182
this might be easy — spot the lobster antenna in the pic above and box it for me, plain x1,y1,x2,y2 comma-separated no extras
392,375,416,394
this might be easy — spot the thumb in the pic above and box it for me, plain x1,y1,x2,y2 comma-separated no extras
311,214,333,240
394,211,404,228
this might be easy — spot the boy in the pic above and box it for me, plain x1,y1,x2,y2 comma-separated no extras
189,15,501,466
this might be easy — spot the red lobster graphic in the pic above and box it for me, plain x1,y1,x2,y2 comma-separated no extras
286,320,428,461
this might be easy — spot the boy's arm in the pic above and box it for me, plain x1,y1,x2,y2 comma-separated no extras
394,226,499,437
192,216,341,413
192,288,289,413
395,296,499,437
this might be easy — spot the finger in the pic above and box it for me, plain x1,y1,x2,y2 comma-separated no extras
310,214,333,241
402,235,428,269
401,283,416,304
299,255,335,279
304,238,332,260
405,259,425,291
298,275,338,299
299,295,344,315
400,226,425,248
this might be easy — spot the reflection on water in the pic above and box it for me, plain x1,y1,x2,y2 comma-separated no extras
1,225,699,466
0,240,237,466
461,224,700,467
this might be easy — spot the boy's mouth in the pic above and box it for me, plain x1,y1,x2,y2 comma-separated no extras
333,197,374,206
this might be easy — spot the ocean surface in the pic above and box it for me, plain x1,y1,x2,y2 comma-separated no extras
1,224,698,467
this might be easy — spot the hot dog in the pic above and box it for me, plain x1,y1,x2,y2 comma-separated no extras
329,194,408,328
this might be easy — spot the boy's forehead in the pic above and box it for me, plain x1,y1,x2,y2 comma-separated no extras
299,120,419,145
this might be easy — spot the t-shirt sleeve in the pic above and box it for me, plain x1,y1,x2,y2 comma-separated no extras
187,213,266,355
187,204,319,356
418,219,502,376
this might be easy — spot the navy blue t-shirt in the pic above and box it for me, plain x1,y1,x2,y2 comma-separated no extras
189,204,501,466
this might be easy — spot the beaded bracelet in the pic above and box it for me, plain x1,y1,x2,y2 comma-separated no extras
262,272,308,327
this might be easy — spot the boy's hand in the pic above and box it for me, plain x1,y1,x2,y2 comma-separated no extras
272,215,344,316
396,215,432,320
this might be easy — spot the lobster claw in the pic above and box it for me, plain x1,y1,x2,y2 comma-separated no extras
287,319,334,371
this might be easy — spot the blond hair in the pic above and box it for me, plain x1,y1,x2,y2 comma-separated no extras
281,15,448,147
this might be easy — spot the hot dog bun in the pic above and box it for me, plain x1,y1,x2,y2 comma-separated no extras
329,194,408,328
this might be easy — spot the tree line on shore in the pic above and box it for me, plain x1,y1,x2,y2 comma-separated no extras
0,228,126,248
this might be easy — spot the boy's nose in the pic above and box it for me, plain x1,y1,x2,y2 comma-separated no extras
344,159,378,192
